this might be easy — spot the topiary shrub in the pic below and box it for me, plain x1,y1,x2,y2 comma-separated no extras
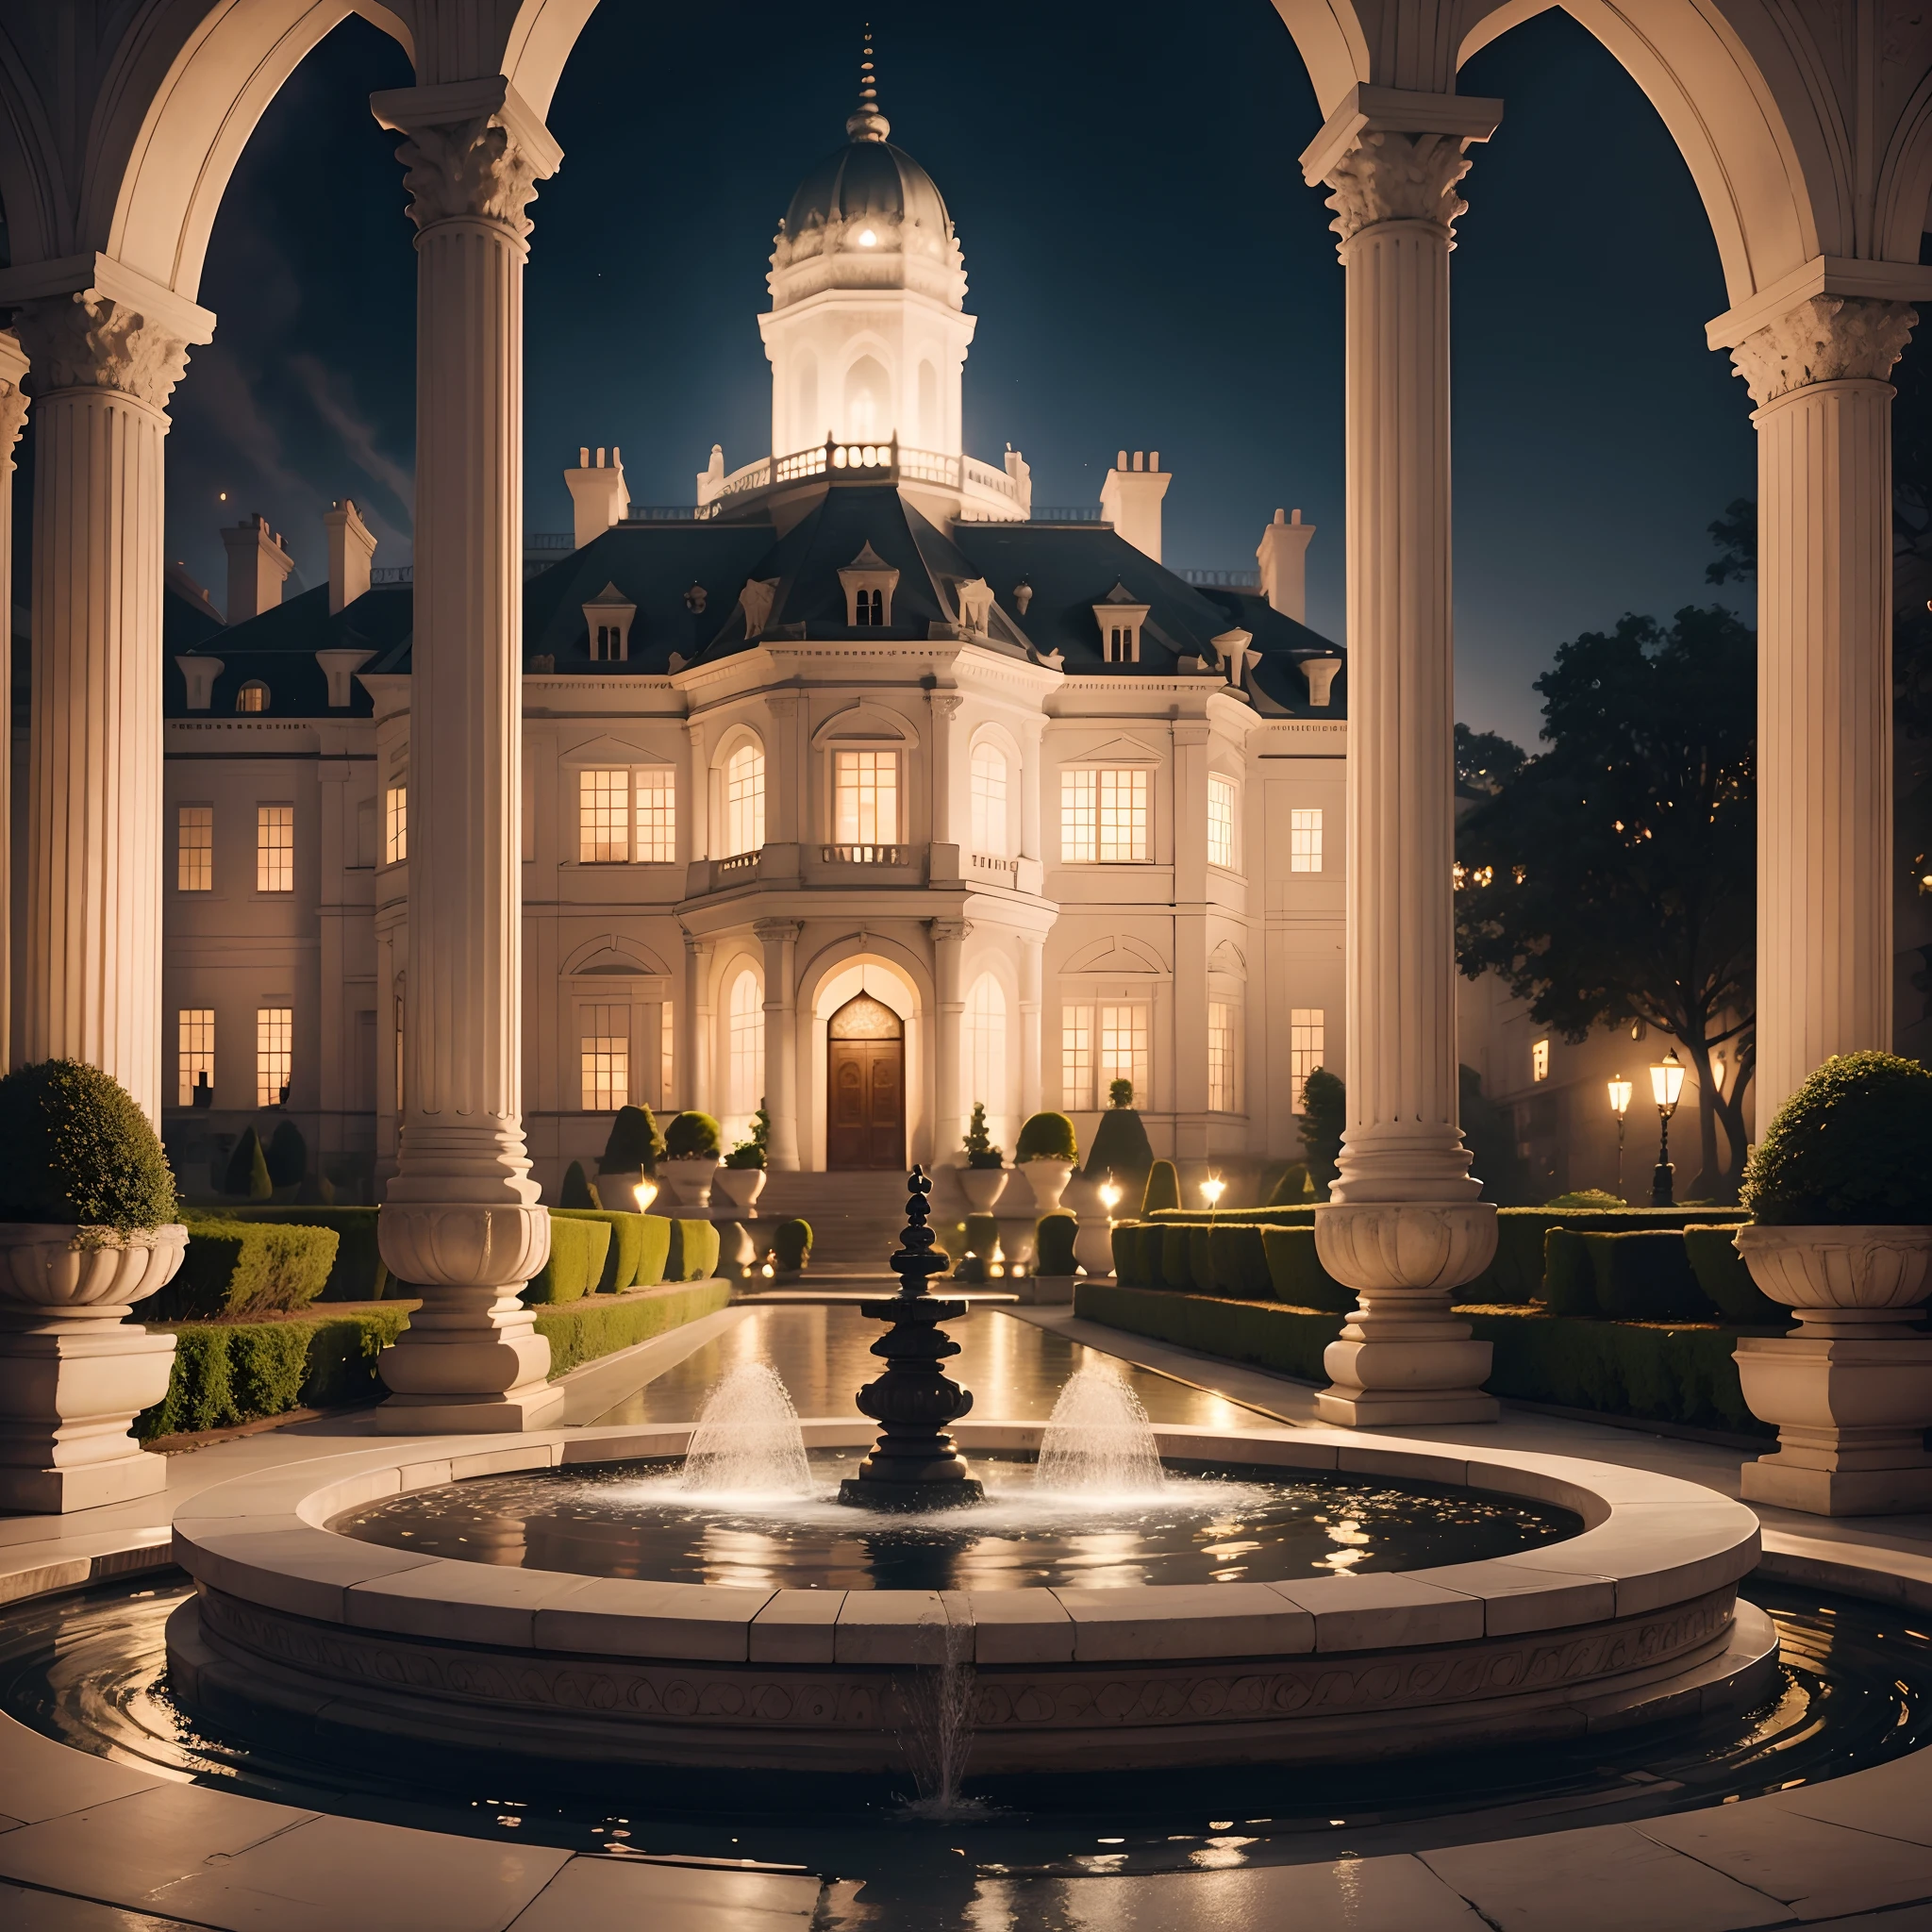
1541,1229,1598,1316
1259,1226,1356,1312
523,1215,609,1305
559,1159,600,1208
774,1218,812,1272
223,1124,272,1202
1141,1159,1181,1215
1684,1224,1790,1325
1016,1111,1077,1163
1589,1230,1708,1321
1036,1211,1078,1275
0,1059,178,1231
199,1206,383,1302
1266,1161,1314,1207
552,1208,654,1291
600,1104,664,1176
1299,1067,1345,1199
1544,1189,1624,1209
667,1219,722,1281
266,1120,308,1190
664,1111,722,1160
1210,1223,1273,1299
158,1219,339,1319
1084,1100,1153,1192
1159,1223,1192,1292
1742,1050,1932,1225
962,1102,1005,1170
724,1102,770,1170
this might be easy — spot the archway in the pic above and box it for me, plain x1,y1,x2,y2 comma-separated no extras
825,991,905,1170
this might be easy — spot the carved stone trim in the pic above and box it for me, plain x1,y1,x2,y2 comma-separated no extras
1320,130,1475,246
1730,295,1917,406
391,116,548,238
12,291,194,412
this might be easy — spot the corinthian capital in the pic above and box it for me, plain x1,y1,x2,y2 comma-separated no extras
0,333,27,463
13,291,196,413
1729,294,1917,406
1321,129,1476,246
373,78,562,240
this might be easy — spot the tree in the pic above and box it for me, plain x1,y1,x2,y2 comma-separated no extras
1455,724,1527,797
1298,1068,1345,1199
1456,607,1757,1197
1705,498,1756,586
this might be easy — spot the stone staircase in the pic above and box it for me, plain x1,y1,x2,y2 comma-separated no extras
752,1170,913,1277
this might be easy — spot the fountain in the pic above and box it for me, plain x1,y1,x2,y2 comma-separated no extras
1035,1367,1166,1495
676,1362,812,1498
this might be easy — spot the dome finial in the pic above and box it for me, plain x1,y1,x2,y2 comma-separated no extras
846,23,891,142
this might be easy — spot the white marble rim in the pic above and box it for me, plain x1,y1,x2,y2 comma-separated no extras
166,1424,1762,1664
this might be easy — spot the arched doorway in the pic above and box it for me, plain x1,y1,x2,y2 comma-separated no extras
827,993,905,1169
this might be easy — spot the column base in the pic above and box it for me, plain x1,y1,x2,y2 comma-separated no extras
1314,1387,1501,1427
375,1385,565,1435
1740,1457,1932,1516
0,1448,168,1515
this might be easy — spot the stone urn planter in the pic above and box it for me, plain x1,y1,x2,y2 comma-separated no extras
958,1165,1008,1214
1022,1158,1074,1213
1072,1215,1116,1277
656,1158,720,1211
711,1165,766,1216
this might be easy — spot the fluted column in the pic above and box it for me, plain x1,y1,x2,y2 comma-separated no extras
0,337,27,1073
370,78,564,1432
756,918,802,1170
1731,296,1914,1120
933,919,969,1161
1018,930,1043,1121
11,280,211,1123
1302,93,1501,1425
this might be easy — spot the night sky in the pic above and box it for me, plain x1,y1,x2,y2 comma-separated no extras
153,0,1767,747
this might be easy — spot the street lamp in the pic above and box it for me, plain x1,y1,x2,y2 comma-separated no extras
1201,1174,1225,1208
1607,1075,1633,1201
1649,1050,1686,1207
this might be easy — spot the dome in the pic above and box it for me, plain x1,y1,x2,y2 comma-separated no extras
781,138,953,242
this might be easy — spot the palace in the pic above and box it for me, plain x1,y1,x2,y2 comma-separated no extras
159,78,1346,1200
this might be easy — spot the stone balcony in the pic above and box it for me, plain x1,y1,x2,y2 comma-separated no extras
679,841,1046,904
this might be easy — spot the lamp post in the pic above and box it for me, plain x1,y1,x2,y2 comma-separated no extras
1649,1050,1686,1207
1607,1076,1633,1201
1201,1174,1225,1209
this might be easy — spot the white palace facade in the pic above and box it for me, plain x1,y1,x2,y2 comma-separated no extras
158,84,1349,1199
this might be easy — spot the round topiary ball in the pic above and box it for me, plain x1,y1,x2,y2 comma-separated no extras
1015,1111,1078,1163
664,1110,723,1160
1742,1050,1932,1226
0,1059,178,1231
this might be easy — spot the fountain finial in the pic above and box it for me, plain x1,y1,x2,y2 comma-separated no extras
838,1165,984,1510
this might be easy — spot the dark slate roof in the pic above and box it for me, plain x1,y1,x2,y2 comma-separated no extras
783,138,951,239
165,582,411,719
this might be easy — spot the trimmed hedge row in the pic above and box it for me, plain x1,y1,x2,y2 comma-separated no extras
524,1216,612,1304
159,1218,340,1319
1076,1281,1343,1382
522,1212,717,1303
188,1207,383,1302
533,1279,731,1376
1109,1220,1353,1312
552,1208,673,1292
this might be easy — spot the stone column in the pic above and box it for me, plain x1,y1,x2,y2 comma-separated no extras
933,919,969,1161
688,935,716,1114
10,275,212,1123
756,918,802,1169
1728,295,1915,1120
1302,93,1502,1426
1172,723,1210,1141
0,336,26,1073
1018,930,1044,1120
369,78,564,1433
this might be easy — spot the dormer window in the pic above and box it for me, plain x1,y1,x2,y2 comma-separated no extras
236,679,269,713
839,542,900,629
1091,582,1151,664
582,581,636,662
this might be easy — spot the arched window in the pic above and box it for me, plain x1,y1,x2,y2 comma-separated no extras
963,974,1008,1120
843,355,889,441
236,680,269,713
855,587,883,626
726,966,764,1117
722,741,765,857
970,741,1009,856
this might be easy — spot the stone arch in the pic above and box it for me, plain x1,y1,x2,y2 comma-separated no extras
798,938,931,1170
1061,933,1167,976
559,932,668,978
810,701,918,746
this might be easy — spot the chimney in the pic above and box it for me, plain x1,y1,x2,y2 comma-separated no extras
322,499,376,614
1257,507,1317,625
564,443,628,549
221,514,293,624
1098,450,1172,562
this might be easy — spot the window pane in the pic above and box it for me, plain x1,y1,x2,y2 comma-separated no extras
1060,1004,1094,1110
579,1003,629,1111
834,748,898,846
727,968,764,1116
177,1008,214,1107
635,768,676,862
1059,769,1096,863
177,806,212,891
579,768,628,863
257,1007,291,1107
963,974,1008,1119
1291,807,1324,874
256,806,293,892
1208,775,1236,871
1098,1004,1149,1102
1208,1001,1236,1111
1096,769,1148,862
970,742,1008,856
385,784,408,864
724,745,765,857
1290,1007,1325,1089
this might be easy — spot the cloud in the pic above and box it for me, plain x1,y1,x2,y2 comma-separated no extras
288,352,415,527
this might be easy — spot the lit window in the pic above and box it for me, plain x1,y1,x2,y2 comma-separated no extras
236,679,268,713
1291,808,1324,874
1098,1005,1150,1106
256,805,293,892
1208,1002,1237,1111
1061,1005,1094,1110
963,974,1008,1118
727,968,764,1116
257,1007,292,1108
723,743,765,857
579,1005,629,1112
177,1008,214,1107
970,741,1009,856
834,749,899,846
1061,767,1149,863
1208,774,1237,871
635,768,675,863
659,1001,675,1108
385,784,408,865
177,806,212,891
1531,1038,1551,1083
579,769,629,863
1290,1008,1325,1088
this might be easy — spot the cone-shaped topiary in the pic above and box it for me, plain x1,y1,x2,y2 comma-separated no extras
664,1110,722,1159
1083,1102,1152,1191
1141,1158,1180,1214
599,1104,663,1175
1036,1211,1078,1275
223,1124,272,1201
1016,1111,1077,1162
1299,1067,1345,1199
559,1159,600,1208
266,1119,307,1189
1266,1161,1313,1206
0,1059,177,1231
1742,1051,1932,1225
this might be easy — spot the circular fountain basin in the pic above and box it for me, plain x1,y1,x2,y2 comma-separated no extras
166,1421,1769,1774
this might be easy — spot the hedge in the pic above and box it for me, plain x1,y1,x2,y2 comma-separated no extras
667,1218,721,1282
195,1206,382,1302
159,1218,339,1319
551,1208,674,1291
523,1216,611,1304
1685,1224,1790,1325
1260,1226,1355,1313
532,1279,732,1376
1076,1281,1343,1382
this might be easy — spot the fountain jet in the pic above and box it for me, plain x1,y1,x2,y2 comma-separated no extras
1037,1366,1166,1493
677,1362,813,1497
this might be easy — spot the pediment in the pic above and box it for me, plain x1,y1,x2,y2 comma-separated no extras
1062,934,1166,975
560,733,671,766
1077,734,1162,764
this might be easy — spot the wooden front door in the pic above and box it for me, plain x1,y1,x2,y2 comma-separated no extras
826,993,905,1169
